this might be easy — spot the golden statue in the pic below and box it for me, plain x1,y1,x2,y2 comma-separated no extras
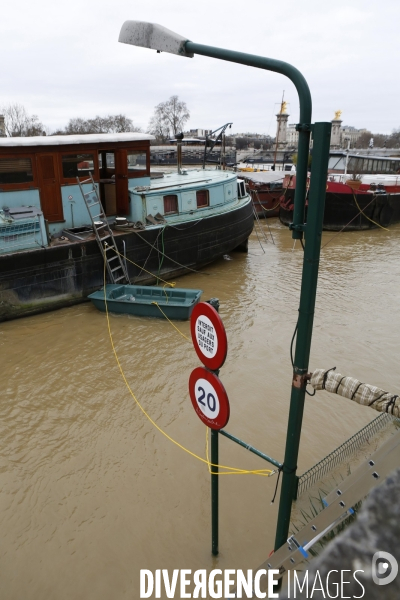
334,110,342,120
280,101,288,114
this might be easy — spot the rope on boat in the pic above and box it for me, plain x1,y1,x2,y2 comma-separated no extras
107,243,176,288
133,226,164,284
310,368,400,417
351,191,389,231
252,207,267,253
321,192,381,249
250,188,276,245
101,260,275,478
132,229,211,276
249,188,281,214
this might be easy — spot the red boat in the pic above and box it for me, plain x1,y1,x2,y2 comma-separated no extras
239,171,285,218
280,160,400,231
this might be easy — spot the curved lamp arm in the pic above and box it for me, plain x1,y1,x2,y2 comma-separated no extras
119,20,311,235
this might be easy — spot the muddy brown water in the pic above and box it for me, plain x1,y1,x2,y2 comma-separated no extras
1,220,400,599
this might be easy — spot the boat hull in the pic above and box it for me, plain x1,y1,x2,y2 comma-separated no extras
251,189,281,217
280,189,400,231
0,198,253,321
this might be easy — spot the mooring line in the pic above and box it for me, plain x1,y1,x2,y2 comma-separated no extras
321,192,388,249
351,191,389,231
106,242,175,288
151,301,191,342
102,261,275,477
132,229,211,276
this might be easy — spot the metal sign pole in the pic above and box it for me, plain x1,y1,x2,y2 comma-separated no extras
210,300,220,557
188,299,228,556
211,428,219,555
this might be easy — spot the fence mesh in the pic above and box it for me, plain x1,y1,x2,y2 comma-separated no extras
0,217,44,253
296,413,399,498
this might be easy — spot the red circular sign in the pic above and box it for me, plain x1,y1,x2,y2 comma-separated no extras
190,302,228,371
189,367,230,430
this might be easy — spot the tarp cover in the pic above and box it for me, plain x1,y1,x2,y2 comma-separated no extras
310,368,400,418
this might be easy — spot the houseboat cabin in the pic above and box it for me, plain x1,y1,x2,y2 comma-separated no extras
0,133,250,254
0,133,153,240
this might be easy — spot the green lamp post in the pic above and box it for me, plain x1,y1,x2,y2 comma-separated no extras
119,20,331,557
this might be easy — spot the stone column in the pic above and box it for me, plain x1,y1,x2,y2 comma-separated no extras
330,116,342,147
276,112,289,148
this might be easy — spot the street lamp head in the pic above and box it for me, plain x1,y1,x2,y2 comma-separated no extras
119,20,193,58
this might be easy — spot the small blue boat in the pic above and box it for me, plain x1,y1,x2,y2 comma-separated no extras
88,284,202,320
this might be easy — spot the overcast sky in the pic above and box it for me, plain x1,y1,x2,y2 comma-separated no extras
1,0,399,136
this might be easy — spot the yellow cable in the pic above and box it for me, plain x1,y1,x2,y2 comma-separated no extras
205,427,275,476
352,191,389,231
104,242,176,288
162,283,170,304
102,261,274,477
151,302,191,342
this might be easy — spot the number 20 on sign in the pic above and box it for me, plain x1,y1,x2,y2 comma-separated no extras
188,367,230,430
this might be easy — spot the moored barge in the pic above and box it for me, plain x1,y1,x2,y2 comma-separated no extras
280,169,400,231
0,133,253,321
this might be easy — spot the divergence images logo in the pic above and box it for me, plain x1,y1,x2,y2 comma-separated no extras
372,551,398,586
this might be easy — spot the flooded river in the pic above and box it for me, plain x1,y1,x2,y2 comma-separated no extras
1,220,400,599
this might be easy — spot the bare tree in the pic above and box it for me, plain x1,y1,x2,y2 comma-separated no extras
64,118,89,135
63,114,142,135
235,137,250,150
1,103,45,136
148,95,190,141
387,127,400,147
109,114,142,133
356,130,388,149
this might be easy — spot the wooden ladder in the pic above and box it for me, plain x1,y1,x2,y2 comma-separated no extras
77,175,130,285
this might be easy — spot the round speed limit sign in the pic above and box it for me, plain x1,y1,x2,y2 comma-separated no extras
189,367,230,430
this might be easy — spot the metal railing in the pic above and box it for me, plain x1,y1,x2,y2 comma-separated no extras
0,216,44,253
296,413,399,498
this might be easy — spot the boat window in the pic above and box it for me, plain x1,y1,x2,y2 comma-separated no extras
0,157,34,184
61,153,95,179
348,158,356,172
163,194,178,214
127,151,147,172
196,189,209,207
98,153,115,169
237,180,246,198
